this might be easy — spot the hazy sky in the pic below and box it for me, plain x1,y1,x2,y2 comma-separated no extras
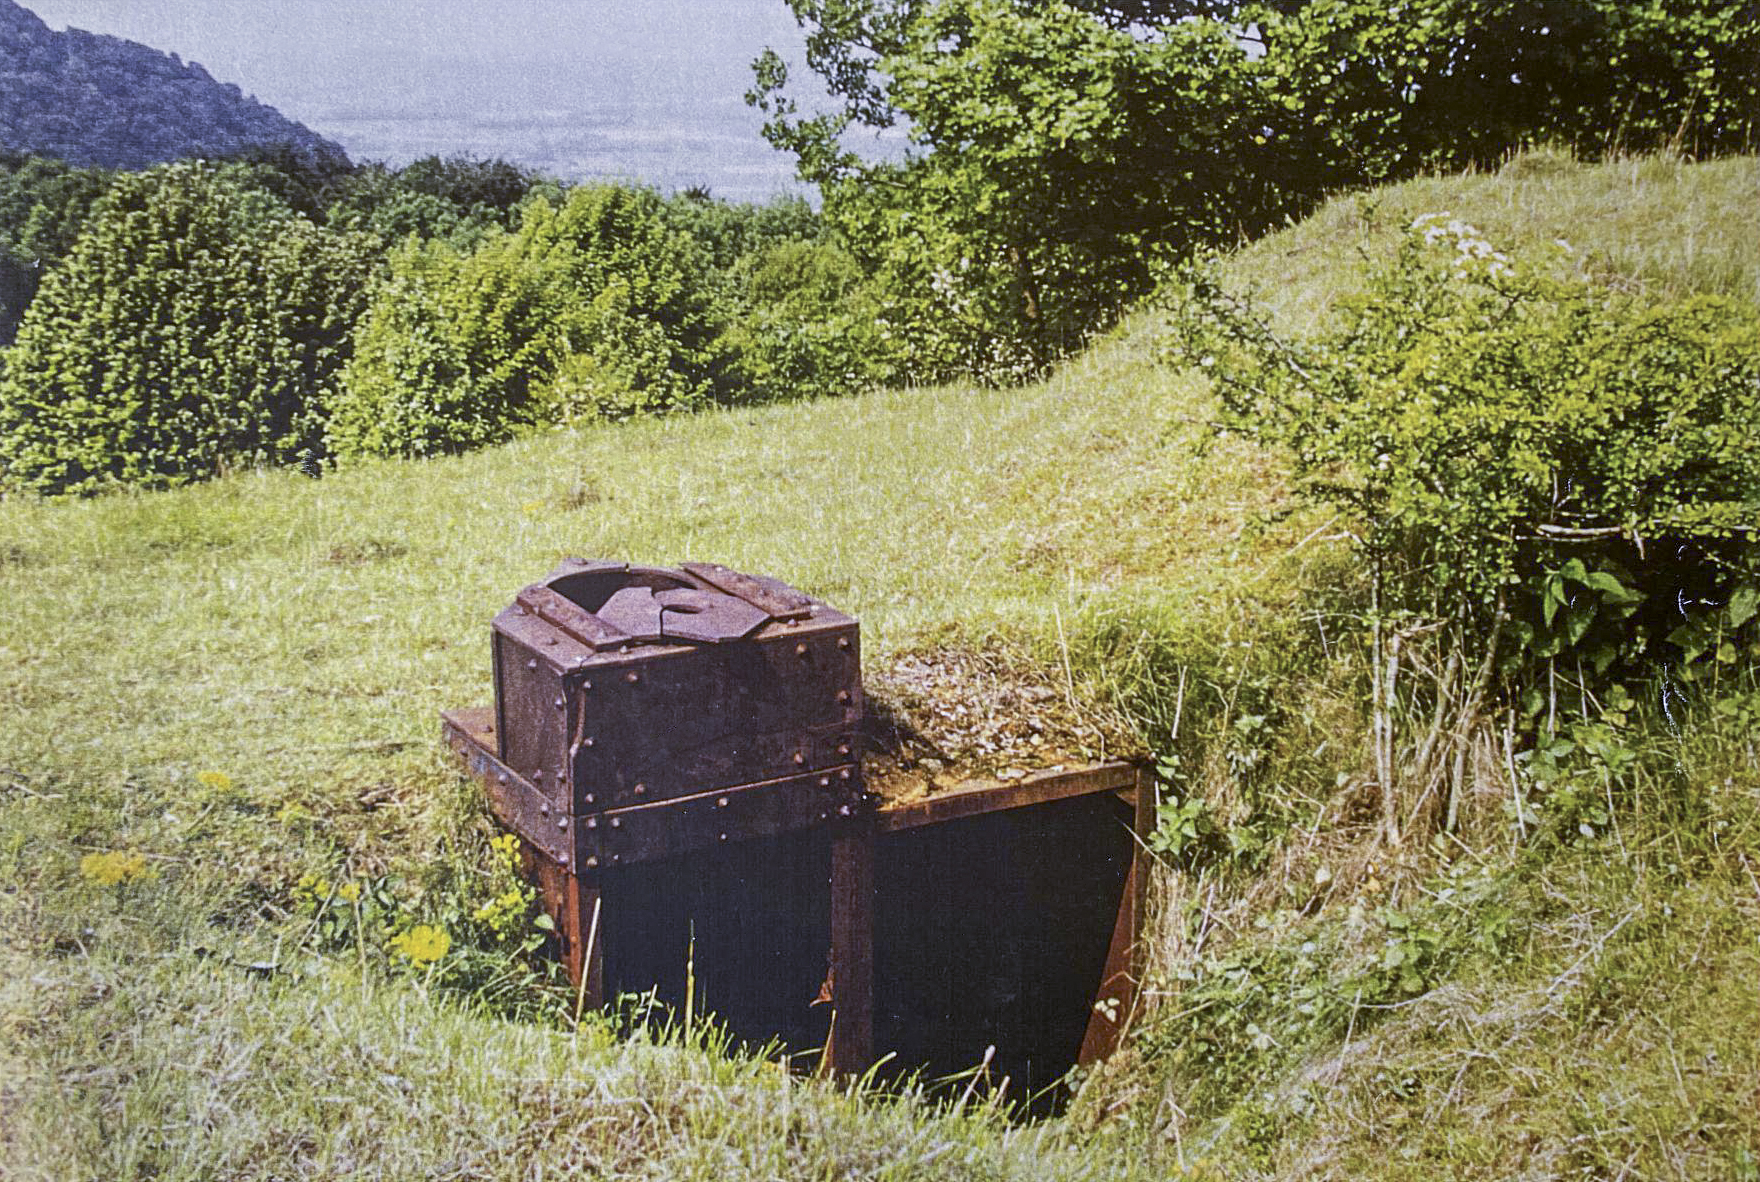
20,1,844,200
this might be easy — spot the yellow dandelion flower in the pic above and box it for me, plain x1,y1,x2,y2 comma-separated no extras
389,924,450,965
196,770,234,792
336,881,362,903
80,850,149,885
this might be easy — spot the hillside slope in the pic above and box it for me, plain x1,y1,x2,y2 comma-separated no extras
1,152,1756,1180
0,0,345,169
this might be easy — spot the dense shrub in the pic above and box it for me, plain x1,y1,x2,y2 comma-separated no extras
722,238,892,401
0,163,378,494
1168,219,1760,837
1177,220,1760,661
330,183,728,458
658,189,822,274
325,158,556,251
0,154,113,344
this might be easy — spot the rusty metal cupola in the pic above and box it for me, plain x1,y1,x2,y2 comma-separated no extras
487,559,866,871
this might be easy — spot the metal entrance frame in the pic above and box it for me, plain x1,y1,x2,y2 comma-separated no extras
443,707,1150,1096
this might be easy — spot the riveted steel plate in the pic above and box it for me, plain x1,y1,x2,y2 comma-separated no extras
575,764,865,867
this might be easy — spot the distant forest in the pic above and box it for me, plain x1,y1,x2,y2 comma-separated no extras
0,0,345,170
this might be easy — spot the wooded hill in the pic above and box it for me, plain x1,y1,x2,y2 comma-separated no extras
0,0,345,171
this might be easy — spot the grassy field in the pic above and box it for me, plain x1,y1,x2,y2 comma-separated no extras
2,151,1757,1179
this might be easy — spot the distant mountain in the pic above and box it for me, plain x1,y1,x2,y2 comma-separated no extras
0,0,347,170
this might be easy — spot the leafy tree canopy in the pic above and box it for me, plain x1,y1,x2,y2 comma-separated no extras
752,0,1759,379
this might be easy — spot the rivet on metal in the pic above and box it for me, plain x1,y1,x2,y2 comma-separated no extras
633,783,646,796
793,751,805,765
586,856,600,869
717,796,729,808
837,743,851,757
583,793,595,806
839,769,852,780
795,643,808,657
582,737,595,748
557,817,568,831
585,817,597,829
558,854,569,866
718,832,728,842
611,853,621,863
836,690,851,704
539,803,550,816
533,770,544,781
579,674,592,685
838,637,851,650
626,671,639,684
839,804,852,817
819,777,830,788
496,773,509,785
609,817,622,829
554,697,565,709
527,659,538,670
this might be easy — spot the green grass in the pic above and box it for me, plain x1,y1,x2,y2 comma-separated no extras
3,150,1758,1179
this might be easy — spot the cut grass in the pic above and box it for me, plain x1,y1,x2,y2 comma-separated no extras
2,150,1757,1179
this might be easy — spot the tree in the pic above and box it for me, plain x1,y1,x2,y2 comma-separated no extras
752,0,1760,380
0,162,378,493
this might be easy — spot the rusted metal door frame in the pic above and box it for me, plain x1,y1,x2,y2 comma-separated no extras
446,707,1149,1075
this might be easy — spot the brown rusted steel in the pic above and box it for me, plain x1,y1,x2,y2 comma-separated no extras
489,560,864,858
445,708,572,866
1078,764,1155,1064
524,841,603,1005
514,583,632,650
680,561,816,620
578,766,860,867
445,703,1151,1090
876,761,1138,833
447,561,1153,1090
446,707,604,1002
827,824,876,1075
593,585,770,644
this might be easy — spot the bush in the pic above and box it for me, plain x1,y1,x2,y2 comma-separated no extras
0,163,378,494
1168,218,1760,836
722,239,892,402
330,183,729,459
0,154,113,344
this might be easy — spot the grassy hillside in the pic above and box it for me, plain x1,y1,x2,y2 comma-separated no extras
2,151,1757,1179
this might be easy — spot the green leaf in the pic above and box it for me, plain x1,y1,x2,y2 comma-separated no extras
1542,577,1566,627
1564,600,1597,645
1728,584,1758,628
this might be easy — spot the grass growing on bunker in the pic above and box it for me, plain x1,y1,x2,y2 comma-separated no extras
2,150,1759,1179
